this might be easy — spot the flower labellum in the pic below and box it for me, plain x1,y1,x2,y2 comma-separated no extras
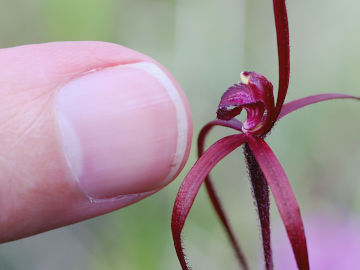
217,72,274,134
171,0,360,270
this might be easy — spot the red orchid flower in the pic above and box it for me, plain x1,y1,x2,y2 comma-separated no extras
171,0,360,270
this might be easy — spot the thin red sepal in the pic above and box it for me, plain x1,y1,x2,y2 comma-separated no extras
247,135,309,270
278,93,360,119
272,0,290,120
198,121,248,270
172,133,247,270
198,119,243,137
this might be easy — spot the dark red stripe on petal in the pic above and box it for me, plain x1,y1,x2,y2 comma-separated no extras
198,122,248,270
172,133,247,270
247,136,309,270
273,0,290,119
278,93,360,119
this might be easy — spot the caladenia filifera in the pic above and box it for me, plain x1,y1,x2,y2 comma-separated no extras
171,0,360,270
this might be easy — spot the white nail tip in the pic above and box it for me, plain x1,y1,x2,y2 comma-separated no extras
122,62,189,185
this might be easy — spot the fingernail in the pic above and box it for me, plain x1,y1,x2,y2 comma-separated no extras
55,62,191,199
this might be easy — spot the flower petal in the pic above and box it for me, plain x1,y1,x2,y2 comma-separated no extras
273,0,290,118
198,121,248,270
247,136,309,270
172,133,247,270
278,93,360,119
217,72,274,133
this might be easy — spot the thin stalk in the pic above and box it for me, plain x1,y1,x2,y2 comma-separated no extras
244,143,273,270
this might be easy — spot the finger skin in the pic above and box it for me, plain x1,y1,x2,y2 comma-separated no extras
0,42,192,242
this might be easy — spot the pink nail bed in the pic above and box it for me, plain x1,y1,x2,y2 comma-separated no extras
55,62,190,199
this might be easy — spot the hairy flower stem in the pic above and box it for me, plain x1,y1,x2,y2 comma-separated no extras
244,143,273,270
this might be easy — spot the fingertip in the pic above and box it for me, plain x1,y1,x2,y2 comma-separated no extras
0,42,193,241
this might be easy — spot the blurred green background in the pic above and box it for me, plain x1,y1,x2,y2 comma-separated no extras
0,0,359,269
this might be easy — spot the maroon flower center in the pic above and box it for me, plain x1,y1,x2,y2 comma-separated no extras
216,71,275,135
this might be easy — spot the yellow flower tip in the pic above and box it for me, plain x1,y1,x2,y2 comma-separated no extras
240,72,250,85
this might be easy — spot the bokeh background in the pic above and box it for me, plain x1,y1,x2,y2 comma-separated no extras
1,0,360,269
